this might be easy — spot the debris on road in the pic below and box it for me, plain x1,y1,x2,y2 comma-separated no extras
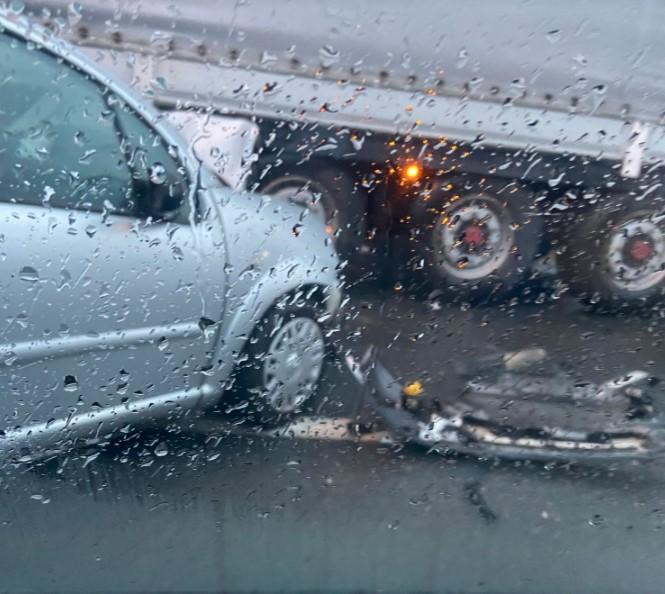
360,347,665,462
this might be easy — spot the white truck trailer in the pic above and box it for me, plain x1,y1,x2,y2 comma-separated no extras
20,0,665,306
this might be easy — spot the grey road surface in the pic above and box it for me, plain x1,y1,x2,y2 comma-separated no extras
1,292,665,594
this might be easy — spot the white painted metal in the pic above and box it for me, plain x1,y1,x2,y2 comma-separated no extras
166,111,258,189
23,0,665,177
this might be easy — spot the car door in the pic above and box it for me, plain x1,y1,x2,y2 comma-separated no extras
0,32,225,439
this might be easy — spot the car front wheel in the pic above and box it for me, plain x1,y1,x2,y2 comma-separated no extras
236,304,327,425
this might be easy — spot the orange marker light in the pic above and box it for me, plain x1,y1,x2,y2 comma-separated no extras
402,162,422,182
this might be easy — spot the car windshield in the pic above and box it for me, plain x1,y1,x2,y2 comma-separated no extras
0,2,664,594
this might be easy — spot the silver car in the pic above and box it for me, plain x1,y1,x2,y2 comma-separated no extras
0,11,341,457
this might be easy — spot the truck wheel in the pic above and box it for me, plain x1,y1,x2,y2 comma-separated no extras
558,200,665,309
236,304,327,425
422,181,542,301
259,163,367,263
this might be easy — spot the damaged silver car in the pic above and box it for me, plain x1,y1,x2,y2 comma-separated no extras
0,10,341,458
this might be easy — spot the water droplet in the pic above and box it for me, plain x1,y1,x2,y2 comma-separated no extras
456,48,469,69
8,1,25,16
67,2,83,25
154,442,168,457
260,51,277,66
152,76,168,90
546,29,561,44
19,266,39,283
573,54,588,67
79,149,97,164
42,186,55,205
30,494,51,504
64,374,78,392
149,162,167,185
319,44,340,68
57,269,72,291
82,451,99,468
198,317,216,331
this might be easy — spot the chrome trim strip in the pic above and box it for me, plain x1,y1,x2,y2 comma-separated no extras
0,322,202,365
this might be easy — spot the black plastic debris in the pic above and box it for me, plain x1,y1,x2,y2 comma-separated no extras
362,347,665,462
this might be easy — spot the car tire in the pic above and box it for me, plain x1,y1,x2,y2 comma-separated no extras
558,198,665,310
415,178,543,302
234,304,328,426
259,162,367,265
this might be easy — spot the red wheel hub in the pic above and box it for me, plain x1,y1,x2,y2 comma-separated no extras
628,237,653,263
461,223,485,248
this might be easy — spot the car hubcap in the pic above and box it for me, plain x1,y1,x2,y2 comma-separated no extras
606,215,665,292
262,316,325,413
461,223,486,248
627,236,653,263
433,196,514,281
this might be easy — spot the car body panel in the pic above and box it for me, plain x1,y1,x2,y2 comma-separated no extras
0,10,340,457
196,170,341,407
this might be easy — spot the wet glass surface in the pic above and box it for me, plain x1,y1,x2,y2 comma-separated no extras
1,1,665,593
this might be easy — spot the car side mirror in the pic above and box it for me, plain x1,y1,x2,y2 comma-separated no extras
135,162,185,220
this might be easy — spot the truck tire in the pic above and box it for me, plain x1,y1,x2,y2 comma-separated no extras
235,304,327,425
259,163,367,264
419,179,543,301
558,199,665,309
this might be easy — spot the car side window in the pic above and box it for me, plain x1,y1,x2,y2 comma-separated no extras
0,34,135,214
0,33,188,220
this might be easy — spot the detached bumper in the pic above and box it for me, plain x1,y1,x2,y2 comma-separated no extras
366,356,665,463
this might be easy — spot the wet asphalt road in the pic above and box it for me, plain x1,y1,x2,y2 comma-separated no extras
2,290,665,594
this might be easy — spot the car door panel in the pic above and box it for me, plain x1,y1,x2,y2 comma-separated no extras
0,200,224,433
0,31,227,441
